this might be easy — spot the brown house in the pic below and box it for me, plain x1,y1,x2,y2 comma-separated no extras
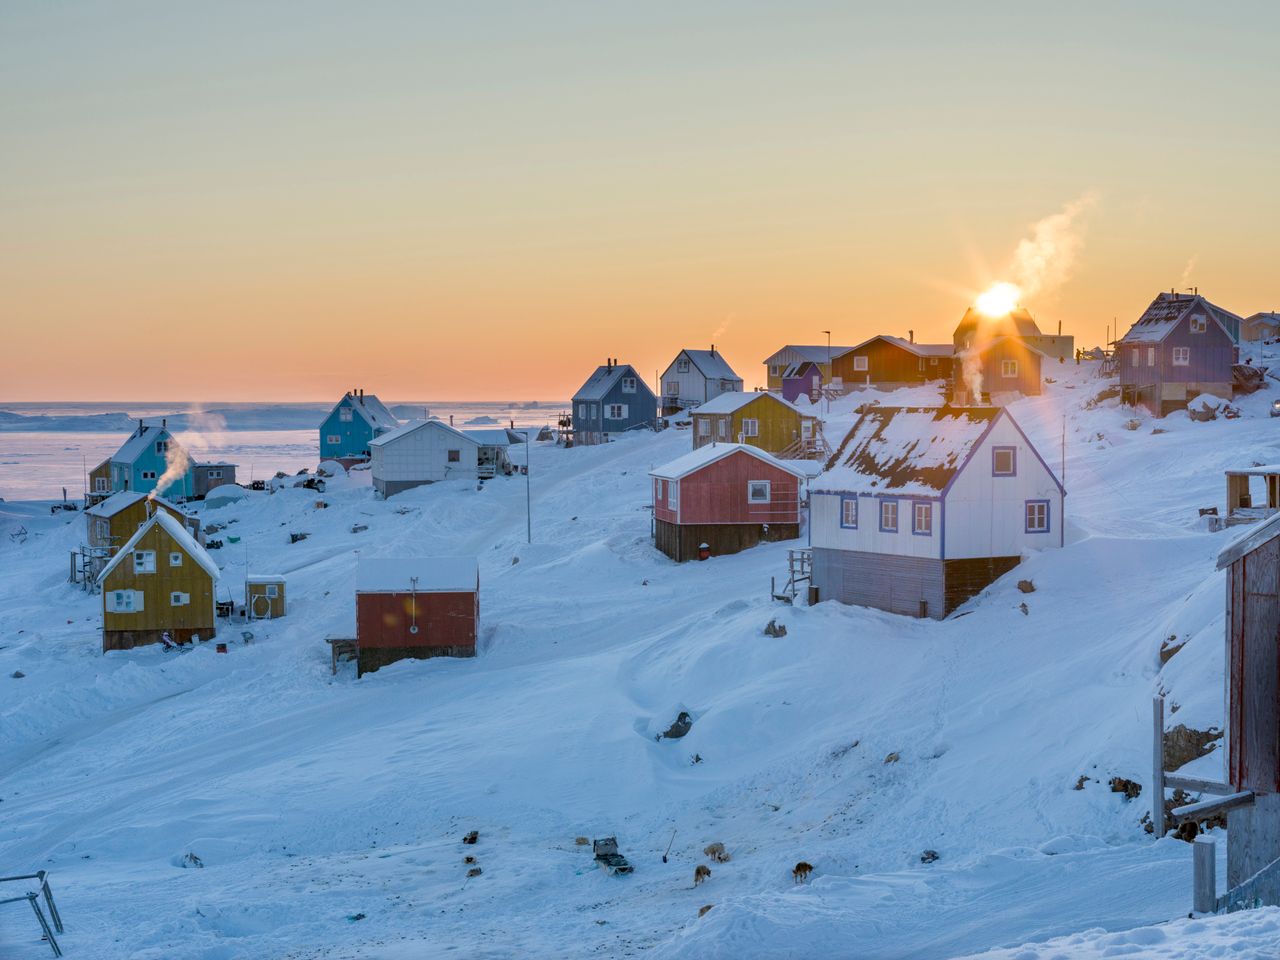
831,335,953,389
355,558,479,675
85,491,200,557
98,511,220,652
952,336,1044,404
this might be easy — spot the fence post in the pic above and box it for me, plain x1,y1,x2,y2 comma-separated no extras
1193,836,1217,913
1153,695,1166,837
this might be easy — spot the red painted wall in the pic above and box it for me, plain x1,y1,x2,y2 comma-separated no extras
356,590,478,650
654,451,802,526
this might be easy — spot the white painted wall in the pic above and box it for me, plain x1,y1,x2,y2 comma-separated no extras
810,491,942,559
660,351,741,407
370,422,479,485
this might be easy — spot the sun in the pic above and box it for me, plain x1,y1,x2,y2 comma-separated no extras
975,282,1021,317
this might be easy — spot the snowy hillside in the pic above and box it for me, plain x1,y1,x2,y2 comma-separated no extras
2,358,1278,959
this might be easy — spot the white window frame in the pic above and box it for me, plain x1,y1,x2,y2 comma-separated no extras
607,403,626,420
339,406,354,422
141,470,157,481
1001,360,1018,378
134,550,156,574
1147,346,1155,366
880,499,898,531
265,584,279,598
666,381,680,396
94,477,109,492
677,359,690,373
1172,346,1190,366
747,480,771,503
170,591,190,607
1026,500,1049,533
667,480,678,511
208,469,222,480
108,590,142,613
1130,347,1140,367
913,501,933,535
769,363,785,377
696,418,710,436
741,418,759,438
842,497,858,528
1190,314,1207,334
716,418,728,439
169,552,183,567
853,356,868,372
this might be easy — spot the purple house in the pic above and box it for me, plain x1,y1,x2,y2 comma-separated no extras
1117,292,1240,417
781,361,823,403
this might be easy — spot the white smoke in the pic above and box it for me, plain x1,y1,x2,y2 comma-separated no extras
960,349,984,402
1008,191,1098,299
712,313,734,340
150,407,228,499
1179,254,1198,290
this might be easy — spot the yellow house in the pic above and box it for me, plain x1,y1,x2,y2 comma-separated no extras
98,511,220,653
85,491,199,556
690,392,818,456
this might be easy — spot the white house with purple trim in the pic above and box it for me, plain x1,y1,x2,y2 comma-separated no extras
809,405,1064,619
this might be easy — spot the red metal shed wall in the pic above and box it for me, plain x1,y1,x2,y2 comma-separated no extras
660,451,801,526
357,591,478,650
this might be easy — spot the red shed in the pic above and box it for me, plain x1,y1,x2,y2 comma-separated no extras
355,557,479,676
650,443,808,562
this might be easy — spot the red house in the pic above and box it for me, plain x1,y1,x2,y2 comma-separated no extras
650,443,808,562
952,336,1044,404
355,558,479,675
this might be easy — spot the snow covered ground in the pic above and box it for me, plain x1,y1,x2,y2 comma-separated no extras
2,358,1278,958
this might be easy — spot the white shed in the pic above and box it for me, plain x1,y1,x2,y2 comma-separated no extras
369,420,480,497
809,406,1064,618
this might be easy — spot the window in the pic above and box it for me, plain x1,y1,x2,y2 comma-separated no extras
655,478,664,502
1025,499,1050,533
607,403,627,420
339,407,354,422
141,471,157,481
577,404,586,418
621,377,637,393
853,356,868,372
169,552,183,567
447,449,461,463
1172,347,1190,366
677,359,690,373
880,499,898,532
1147,347,1155,367
155,440,169,455
696,418,710,436
1130,348,1140,367
108,590,142,613
841,496,858,528
992,446,1017,477
208,469,222,480
741,418,759,438
95,519,110,540
769,364,785,377
170,592,190,606
918,358,926,372
326,435,341,445
1001,360,1018,378
912,501,933,535
666,381,680,396
265,584,279,598
748,481,771,503
716,419,728,439
1190,314,1207,334
930,357,939,366
667,481,678,511
94,477,108,492
133,550,156,573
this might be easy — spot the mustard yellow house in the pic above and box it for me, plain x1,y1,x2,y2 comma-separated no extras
689,392,819,457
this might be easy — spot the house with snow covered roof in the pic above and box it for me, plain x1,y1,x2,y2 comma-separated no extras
659,347,743,414
763,344,854,392
650,443,808,562
108,419,194,498
953,306,1074,361
689,391,821,457
354,557,479,674
952,335,1046,405
570,360,657,445
319,389,400,463
369,419,481,497
810,406,1064,619
1242,311,1280,344
831,335,953,390
98,510,220,652
1117,292,1240,416
85,491,201,558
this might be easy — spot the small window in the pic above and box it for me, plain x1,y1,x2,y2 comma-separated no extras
447,449,461,463
913,501,933,535
769,364,784,377
326,435,341,445
880,499,898,532
1130,347,1140,367
134,550,156,573
1026,500,1050,533
1190,314,1207,334
741,418,759,438
696,418,710,436
677,359,690,373
607,404,626,420
930,357,939,366
577,404,586,418
1001,360,1018,378
94,477,109,492
655,478,664,502
1172,346,1190,366
209,469,222,479
667,481,678,511
748,481,771,503
265,584,279,598
155,440,169,455
169,552,183,567
1147,346,1155,366
666,381,680,396
841,496,858,528
141,470,157,481
109,590,139,613
339,407,354,421
992,446,1017,477
170,591,190,606
853,356,868,372
716,418,728,439
918,358,925,372
621,377,637,393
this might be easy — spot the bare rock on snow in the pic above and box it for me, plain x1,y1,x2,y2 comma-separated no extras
659,711,694,740
1016,580,1035,594
10,671,24,679
1109,777,1141,800
920,849,940,864
884,752,901,764
1019,602,1029,616
1159,634,1187,664
763,618,788,638
1164,723,1221,770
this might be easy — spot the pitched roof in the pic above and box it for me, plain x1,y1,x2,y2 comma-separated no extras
961,335,1051,360
356,557,479,593
98,510,220,584
692,391,812,416
847,335,954,359
813,406,1002,497
649,442,810,481
1218,511,1280,570
462,428,527,446
572,364,646,401
954,307,1042,340
368,418,478,448
671,349,742,383
1244,312,1280,327
763,344,855,364
325,393,399,432
112,422,175,465
86,490,187,519
1119,292,1241,344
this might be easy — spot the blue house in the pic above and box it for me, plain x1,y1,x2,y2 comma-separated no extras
319,389,400,462
570,360,657,445
1118,292,1241,417
109,420,195,499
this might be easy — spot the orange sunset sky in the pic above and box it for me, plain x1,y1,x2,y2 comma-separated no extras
2,2,1277,402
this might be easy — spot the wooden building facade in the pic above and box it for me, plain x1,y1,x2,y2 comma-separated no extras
831,335,952,389
660,348,743,414
690,392,816,457
246,575,287,619
650,444,806,562
86,491,200,556
355,558,479,675
762,345,853,392
319,389,400,463
952,336,1044,404
369,419,481,497
570,361,658,445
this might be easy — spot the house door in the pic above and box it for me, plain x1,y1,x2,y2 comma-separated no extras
801,421,813,440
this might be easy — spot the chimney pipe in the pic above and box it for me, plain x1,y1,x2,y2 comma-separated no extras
1057,320,1062,335
711,344,715,355
908,329,914,344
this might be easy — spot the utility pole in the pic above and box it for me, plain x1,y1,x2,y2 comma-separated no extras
822,330,832,413
524,429,532,544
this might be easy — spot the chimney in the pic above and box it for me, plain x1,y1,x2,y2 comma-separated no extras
1057,320,1062,335
711,343,715,355
908,329,914,344
162,417,166,429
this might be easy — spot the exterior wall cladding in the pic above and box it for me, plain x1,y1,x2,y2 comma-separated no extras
356,590,477,676
811,549,1020,619
1119,313,1235,416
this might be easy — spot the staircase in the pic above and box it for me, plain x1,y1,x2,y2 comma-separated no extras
779,422,832,461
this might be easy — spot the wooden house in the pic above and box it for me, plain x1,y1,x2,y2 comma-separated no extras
690,392,820,457
355,558,479,675
462,428,527,478
952,336,1045,404
368,419,481,497
780,361,824,404
87,458,112,503
809,406,1064,619
108,420,194,499
570,360,657,445
319,389,400,464
98,510,220,652
246,575,287,619
763,345,853,392
831,335,953,390
659,347,743,414
650,444,807,562
953,306,1074,361
85,491,201,558
1117,292,1241,417
193,463,237,499
1241,311,1280,344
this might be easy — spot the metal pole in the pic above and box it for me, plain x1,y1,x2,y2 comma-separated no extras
823,329,832,413
1153,695,1166,838
525,429,532,544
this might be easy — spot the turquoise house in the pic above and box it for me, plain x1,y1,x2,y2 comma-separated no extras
319,389,400,462
109,420,195,499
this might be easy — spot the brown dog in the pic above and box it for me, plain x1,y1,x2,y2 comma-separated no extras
694,864,711,886
793,861,813,884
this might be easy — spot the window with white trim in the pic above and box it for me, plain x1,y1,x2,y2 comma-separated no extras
134,550,156,573
696,418,710,436
208,469,222,479
326,435,341,445
339,407,354,421
607,403,627,420
716,418,728,439
1026,500,1049,532
107,590,142,613
677,359,690,373
1001,360,1018,378
748,481,771,503
853,356,868,372
170,591,190,606
1190,314,1207,334
880,499,898,531
841,497,858,528
913,502,933,535
265,584,279,598
95,518,110,540
95,477,109,492
769,364,785,377
155,440,169,455
1130,347,1140,367
1172,347,1190,366
621,377,637,393
666,381,680,396
667,480,678,511
741,418,759,437
929,357,939,366
169,552,183,567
